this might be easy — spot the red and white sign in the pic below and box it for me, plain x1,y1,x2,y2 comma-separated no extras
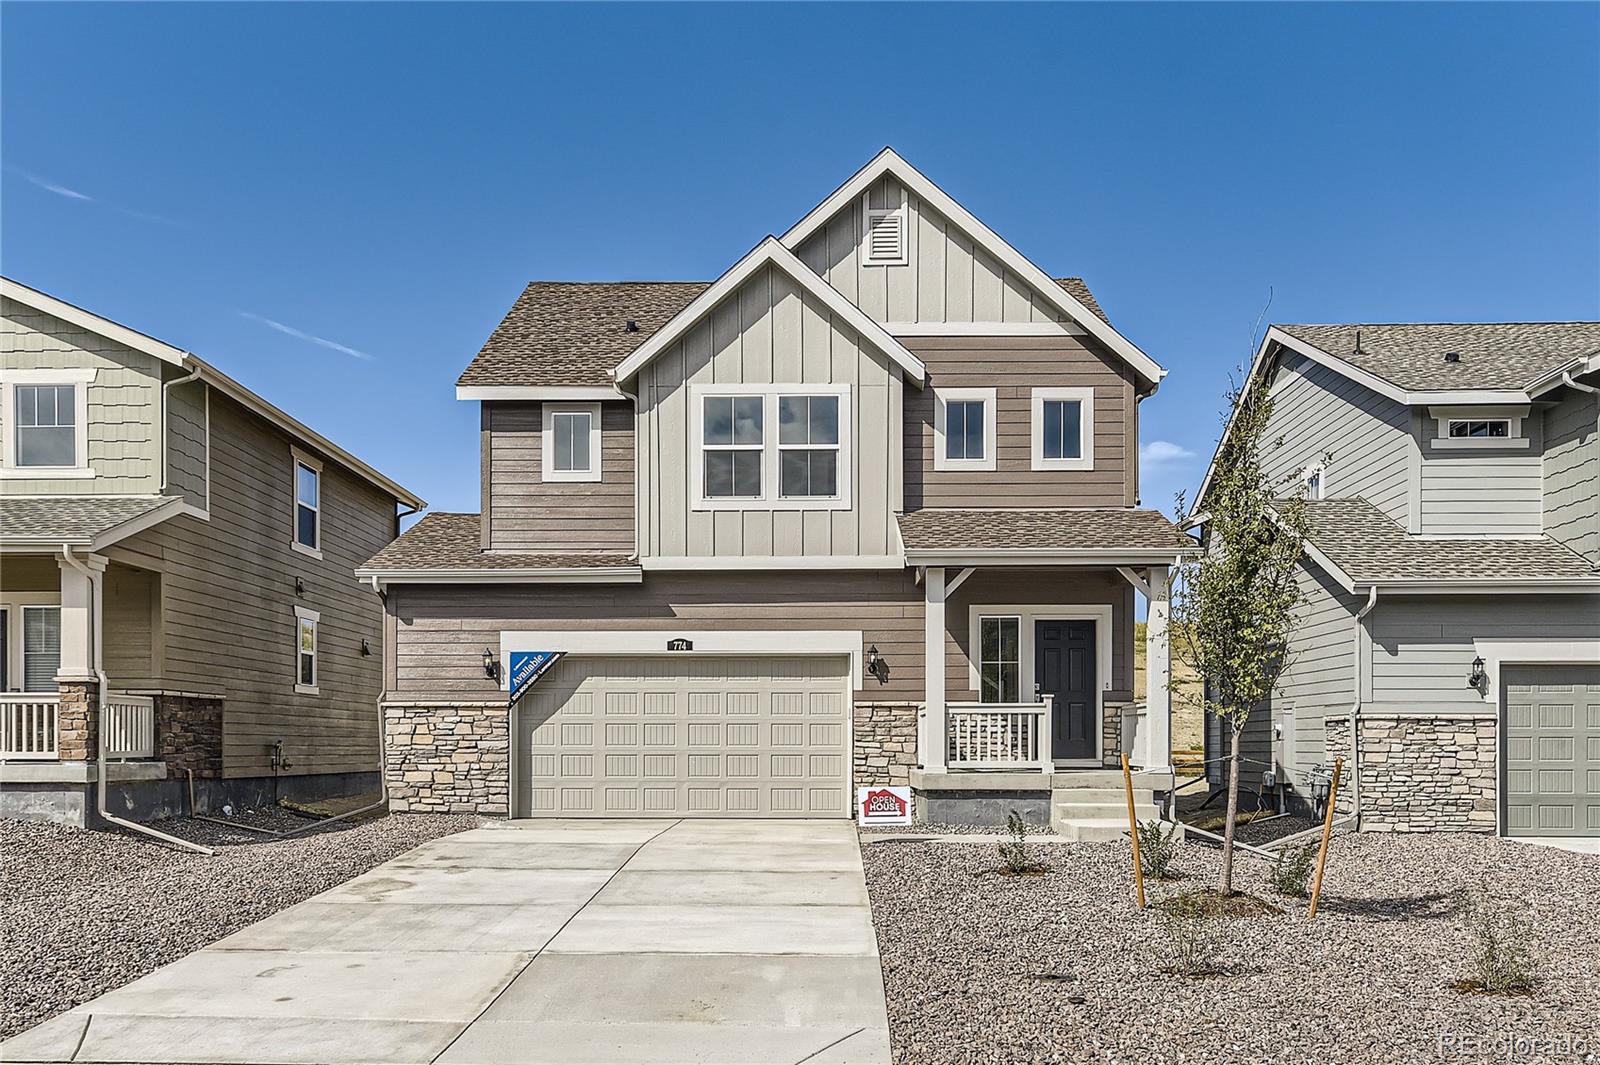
857,785,913,826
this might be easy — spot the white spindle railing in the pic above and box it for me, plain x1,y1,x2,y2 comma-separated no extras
947,696,1054,772
103,693,156,760
0,694,61,760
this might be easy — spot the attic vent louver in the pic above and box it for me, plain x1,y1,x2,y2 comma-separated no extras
862,201,907,266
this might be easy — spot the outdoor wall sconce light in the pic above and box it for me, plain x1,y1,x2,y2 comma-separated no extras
866,644,891,685
360,638,372,658
482,648,500,682
294,576,306,596
1467,655,1486,693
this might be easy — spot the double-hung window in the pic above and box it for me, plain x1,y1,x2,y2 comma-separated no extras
3,369,94,477
292,450,322,556
778,395,840,499
701,395,765,499
542,402,602,482
1031,387,1094,471
21,606,62,692
978,616,1021,704
934,388,997,472
294,606,319,694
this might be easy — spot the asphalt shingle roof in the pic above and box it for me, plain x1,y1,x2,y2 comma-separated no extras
898,508,1194,554
0,496,175,544
358,512,638,573
458,278,1111,389
1277,322,1600,393
1301,498,1599,585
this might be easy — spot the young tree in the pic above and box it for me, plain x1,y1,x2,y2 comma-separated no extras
1172,380,1309,895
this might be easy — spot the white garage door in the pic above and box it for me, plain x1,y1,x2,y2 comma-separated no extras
515,654,853,818
1503,665,1600,837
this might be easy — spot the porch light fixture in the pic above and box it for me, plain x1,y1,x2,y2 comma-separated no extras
294,576,305,596
1467,655,1486,693
360,638,372,658
482,648,500,682
866,644,890,685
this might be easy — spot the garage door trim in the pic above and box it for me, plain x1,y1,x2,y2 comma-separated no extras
1496,655,1600,839
498,628,866,689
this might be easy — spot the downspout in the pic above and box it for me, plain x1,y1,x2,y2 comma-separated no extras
1561,371,1599,394
159,366,204,492
1347,585,1379,828
62,545,212,855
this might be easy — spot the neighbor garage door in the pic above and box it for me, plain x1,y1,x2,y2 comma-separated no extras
515,654,853,818
1502,665,1600,837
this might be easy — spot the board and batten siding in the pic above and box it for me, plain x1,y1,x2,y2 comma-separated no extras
1369,594,1600,715
1542,385,1599,563
1416,409,1544,536
794,175,1074,327
636,263,903,561
483,401,635,553
106,390,397,778
903,335,1136,509
1,297,163,494
1263,351,1412,526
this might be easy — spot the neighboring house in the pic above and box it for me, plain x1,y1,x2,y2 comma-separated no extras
0,278,424,825
357,149,1196,830
1193,323,1600,839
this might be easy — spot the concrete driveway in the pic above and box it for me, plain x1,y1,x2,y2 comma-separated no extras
4,819,890,1065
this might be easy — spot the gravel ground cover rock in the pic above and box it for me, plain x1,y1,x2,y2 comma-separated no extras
860,833,1600,1064
0,811,476,1039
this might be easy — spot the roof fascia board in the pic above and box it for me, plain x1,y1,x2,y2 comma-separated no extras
611,238,925,385
1359,580,1600,595
355,566,644,586
456,385,626,402
1527,352,1600,398
902,548,1197,566
88,497,189,551
1,277,188,367
778,148,1166,388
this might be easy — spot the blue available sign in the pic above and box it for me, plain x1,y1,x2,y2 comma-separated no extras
508,650,565,705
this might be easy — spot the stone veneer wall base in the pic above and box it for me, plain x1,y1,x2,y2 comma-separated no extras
1326,712,1496,833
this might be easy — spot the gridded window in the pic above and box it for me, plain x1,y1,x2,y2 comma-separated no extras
945,400,986,461
702,395,764,498
778,395,840,498
14,384,77,467
979,616,1021,704
1040,399,1083,460
295,610,318,692
22,606,61,692
551,410,593,473
295,461,320,550
1448,419,1509,439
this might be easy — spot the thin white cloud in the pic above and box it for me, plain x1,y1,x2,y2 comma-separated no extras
8,165,183,225
240,312,376,362
1140,440,1196,465
16,169,94,202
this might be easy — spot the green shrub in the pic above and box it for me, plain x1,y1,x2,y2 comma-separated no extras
997,809,1046,875
1158,890,1222,977
1268,843,1317,898
1137,818,1180,880
1462,895,1538,994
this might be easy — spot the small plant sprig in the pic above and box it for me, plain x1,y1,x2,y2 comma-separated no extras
1136,818,1180,880
997,809,1047,875
1158,890,1222,977
1458,893,1538,995
1268,843,1316,898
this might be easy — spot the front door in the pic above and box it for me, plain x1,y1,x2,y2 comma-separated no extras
1037,619,1096,761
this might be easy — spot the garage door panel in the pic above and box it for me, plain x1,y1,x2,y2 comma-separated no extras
1503,665,1600,839
517,654,852,819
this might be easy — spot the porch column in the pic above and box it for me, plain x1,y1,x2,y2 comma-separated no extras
56,553,107,763
1144,565,1174,775
922,566,947,773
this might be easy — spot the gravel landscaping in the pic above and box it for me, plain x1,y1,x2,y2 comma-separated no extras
861,833,1600,1064
0,810,477,1040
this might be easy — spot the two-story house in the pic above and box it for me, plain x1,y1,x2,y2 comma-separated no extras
1194,323,1600,840
357,149,1196,831
0,277,424,826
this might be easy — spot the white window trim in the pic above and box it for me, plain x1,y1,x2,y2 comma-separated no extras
1030,387,1095,472
860,192,908,267
1,595,63,692
1299,462,1326,500
934,387,997,472
541,402,603,483
968,605,1114,766
688,384,852,512
0,368,96,479
293,605,320,695
290,447,323,559
1427,406,1531,451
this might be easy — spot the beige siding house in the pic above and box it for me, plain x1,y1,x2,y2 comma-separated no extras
362,149,1197,830
1195,322,1600,840
0,278,423,825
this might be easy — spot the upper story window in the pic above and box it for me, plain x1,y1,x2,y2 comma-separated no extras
1301,464,1325,500
291,448,322,557
933,388,997,472
293,606,319,694
542,402,602,483
2,369,95,479
1031,387,1095,471
1428,407,1530,451
691,386,852,510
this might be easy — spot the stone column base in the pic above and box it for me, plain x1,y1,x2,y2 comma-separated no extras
385,703,509,816
56,680,99,762
853,702,920,788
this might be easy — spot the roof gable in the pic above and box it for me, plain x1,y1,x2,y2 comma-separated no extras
780,148,1165,388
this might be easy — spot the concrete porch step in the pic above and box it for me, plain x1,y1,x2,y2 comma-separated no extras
1055,817,1141,842
1052,801,1162,821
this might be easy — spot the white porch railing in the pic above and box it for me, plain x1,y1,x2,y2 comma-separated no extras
0,694,60,760
1121,702,1150,770
103,693,156,760
946,696,1054,772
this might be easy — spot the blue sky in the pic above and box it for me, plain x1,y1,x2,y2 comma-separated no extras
4,2,1596,520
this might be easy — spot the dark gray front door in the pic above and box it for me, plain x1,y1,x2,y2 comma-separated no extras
1037,619,1096,760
